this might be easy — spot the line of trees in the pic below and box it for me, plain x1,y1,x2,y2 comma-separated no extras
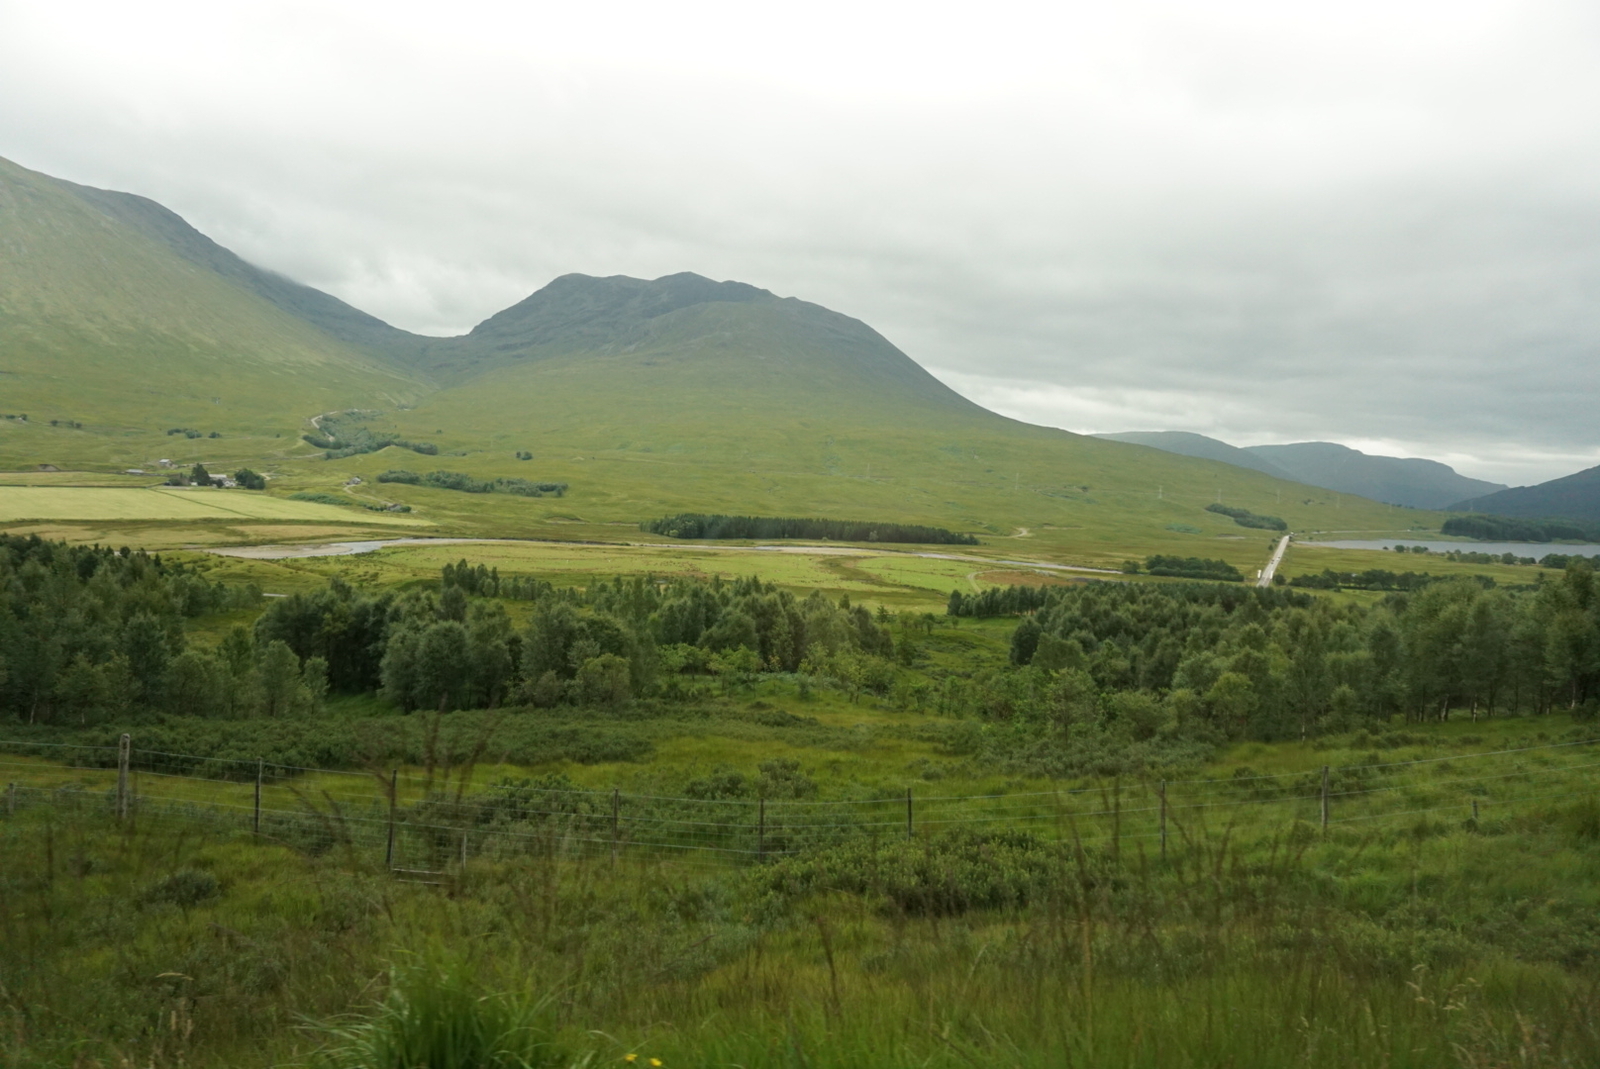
643,514,979,545
377,470,568,497
1140,556,1244,581
1288,569,1503,592
1206,503,1288,531
1442,515,1600,543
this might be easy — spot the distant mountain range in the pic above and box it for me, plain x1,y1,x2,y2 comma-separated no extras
0,153,1426,553
1095,432,1506,511
1450,464,1600,523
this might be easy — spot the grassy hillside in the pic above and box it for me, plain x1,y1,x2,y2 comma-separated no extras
1,157,1435,564
0,156,426,474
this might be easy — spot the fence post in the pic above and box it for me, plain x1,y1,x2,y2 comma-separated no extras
460,830,468,870
254,758,263,836
1320,766,1330,830
1159,780,1167,862
611,788,620,863
1472,799,1479,823
385,769,398,869
758,796,766,860
116,733,131,821
906,787,914,839
6,782,14,817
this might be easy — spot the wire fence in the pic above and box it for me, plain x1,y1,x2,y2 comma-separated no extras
1,735,1596,875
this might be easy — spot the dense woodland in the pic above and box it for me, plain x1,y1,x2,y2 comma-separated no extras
5,533,1596,765
0,535,270,724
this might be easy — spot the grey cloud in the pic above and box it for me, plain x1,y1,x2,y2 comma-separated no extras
2,0,1598,483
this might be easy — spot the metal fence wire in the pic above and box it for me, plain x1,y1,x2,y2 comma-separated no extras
1,734,1596,873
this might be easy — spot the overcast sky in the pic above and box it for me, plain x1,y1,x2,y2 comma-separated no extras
3,0,1598,485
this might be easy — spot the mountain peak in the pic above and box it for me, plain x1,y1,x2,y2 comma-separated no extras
467,272,773,346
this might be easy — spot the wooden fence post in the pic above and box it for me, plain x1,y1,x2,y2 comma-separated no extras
1320,766,1330,830
758,796,766,860
1159,780,1167,862
116,734,131,821
906,787,913,839
6,782,14,817
254,758,263,836
611,788,620,863
385,769,398,869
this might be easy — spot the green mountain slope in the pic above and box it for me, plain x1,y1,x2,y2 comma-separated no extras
1095,432,1295,480
1098,430,1505,511
0,156,1432,566
1246,442,1505,511
1451,464,1600,522
0,156,425,471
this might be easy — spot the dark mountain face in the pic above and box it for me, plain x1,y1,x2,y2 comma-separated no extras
1451,464,1600,522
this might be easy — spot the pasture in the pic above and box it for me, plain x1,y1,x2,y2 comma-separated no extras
0,486,430,525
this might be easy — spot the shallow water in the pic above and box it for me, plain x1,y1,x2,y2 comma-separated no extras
1300,539,1600,558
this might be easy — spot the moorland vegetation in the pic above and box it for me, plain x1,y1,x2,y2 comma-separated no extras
3,530,1600,1067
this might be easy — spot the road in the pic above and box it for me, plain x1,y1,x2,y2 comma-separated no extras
1258,534,1291,587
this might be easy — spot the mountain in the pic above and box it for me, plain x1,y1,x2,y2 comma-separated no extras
1245,443,1506,511
1450,464,1600,522
0,154,1422,564
1097,431,1505,510
0,156,425,463
1095,432,1296,480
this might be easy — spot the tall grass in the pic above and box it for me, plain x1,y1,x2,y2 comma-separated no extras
308,958,563,1069
4,779,1598,1068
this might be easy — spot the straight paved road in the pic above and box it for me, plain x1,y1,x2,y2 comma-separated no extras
1258,534,1291,587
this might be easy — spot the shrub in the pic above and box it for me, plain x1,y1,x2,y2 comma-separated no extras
310,958,564,1069
143,868,221,908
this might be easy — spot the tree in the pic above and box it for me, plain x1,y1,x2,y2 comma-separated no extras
53,654,110,725
576,653,631,707
122,612,172,707
233,468,266,490
257,639,306,717
1046,669,1099,734
167,650,225,717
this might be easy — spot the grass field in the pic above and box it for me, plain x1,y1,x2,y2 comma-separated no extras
0,486,431,525
4,699,1598,1069
1278,542,1557,589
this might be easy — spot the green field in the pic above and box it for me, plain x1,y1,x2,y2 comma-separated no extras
0,486,431,525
